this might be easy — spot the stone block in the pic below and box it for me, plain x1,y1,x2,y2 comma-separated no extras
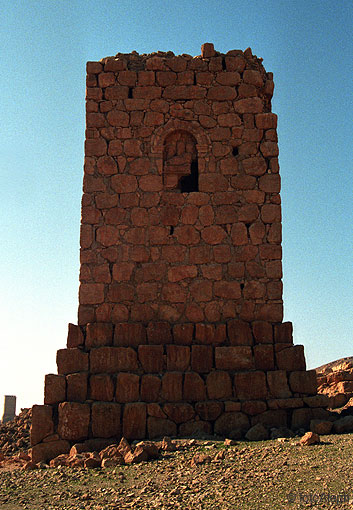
163,403,195,424
123,403,146,439
67,324,84,348
242,400,267,416
116,373,140,402
289,370,317,395
44,374,66,405
90,347,138,373
227,320,253,345
276,345,306,371
140,375,161,402
167,345,190,371
191,345,213,372
251,410,288,429
31,440,70,464
147,322,172,344
234,371,267,400
253,344,274,370
267,370,291,398
58,402,90,441
274,322,293,343
56,348,89,375
215,346,254,370
91,402,121,438
161,372,183,402
214,412,250,438
30,405,54,446
114,322,146,347
252,321,273,344
66,373,88,402
86,322,113,348
173,324,194,345
206,371,232,399
195,324,226,345
147,417,177,439
195,401,223,421
183,372,206,401
179,420,212,437
138,345,164,373
89,374,114,401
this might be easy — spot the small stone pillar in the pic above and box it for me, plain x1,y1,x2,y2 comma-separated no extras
2,395,16,424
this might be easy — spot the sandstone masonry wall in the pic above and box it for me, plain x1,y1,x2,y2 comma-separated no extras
30,44,328,463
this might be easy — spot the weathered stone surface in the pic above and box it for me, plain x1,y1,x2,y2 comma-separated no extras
245,423,269,441
66,372,87,402
214,412,250,438
91,402,121,438
206,371,232,399
276,345,306,371
31,440,70,464
289,370,317,395
234,371,267,399
56,348,89,375
123,403,146,439
147,417,177,439
44,374,66,405
58,402,90,441
116,373,140,402
30,405,54,446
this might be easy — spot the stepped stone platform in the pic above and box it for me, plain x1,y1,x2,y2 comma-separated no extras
30,43,328,462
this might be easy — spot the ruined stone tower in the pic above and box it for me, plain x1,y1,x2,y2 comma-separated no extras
30,44,327,462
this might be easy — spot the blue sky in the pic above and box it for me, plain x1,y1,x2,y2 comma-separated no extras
1,0,352,414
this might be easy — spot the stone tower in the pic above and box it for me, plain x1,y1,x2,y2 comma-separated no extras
30,44,327,463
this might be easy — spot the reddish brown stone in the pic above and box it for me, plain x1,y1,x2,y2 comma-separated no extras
252,321,273,344
90,374,114,401
163,403,195,424
86,322,113,348
113,323,146,347
31,440,70,464
173,323,194,345
58,402,90,441
138,345,164,373
242,400,267,416
276,345,306,371
44,374,66,405
90,347,138,373
274,322,293,343
267,370,291,398
227,319,253,345
79,283,105,305
56,348,89,375
214,412,250,438
183,372,206,401
123,403,146,440
168,265,197,282
234,371,267,399
167,345,190,371
253,344,275,370
66,373,87,402
147,322,172,344
206,371,232,399
251,410,288,429
161,372,183,402
191,345,213,373
289,370,317,395
147,417,177,439
67,324,84,348
92,402,121,438
116,373,140,402
141,375,161,402
30,405,54,446
215,346,254,370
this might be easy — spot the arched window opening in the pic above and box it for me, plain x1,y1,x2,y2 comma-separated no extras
163,130,198,192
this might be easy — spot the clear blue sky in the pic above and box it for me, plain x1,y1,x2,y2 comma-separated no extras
1,0,352,414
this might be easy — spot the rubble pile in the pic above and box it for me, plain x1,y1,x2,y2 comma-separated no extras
0,408,31,456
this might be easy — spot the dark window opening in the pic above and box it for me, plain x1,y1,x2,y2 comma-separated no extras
240,283,245,290
222,57,227,70
128,87,133,98
232,147,239,157
179,159,199,192
169,226,174,235
193,73,197,85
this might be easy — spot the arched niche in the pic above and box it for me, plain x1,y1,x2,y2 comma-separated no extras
151,119,211,190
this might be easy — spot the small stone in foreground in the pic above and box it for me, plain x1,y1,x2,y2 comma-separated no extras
299,431,320,446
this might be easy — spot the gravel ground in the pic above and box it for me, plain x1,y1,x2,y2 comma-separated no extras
1,434,353,509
